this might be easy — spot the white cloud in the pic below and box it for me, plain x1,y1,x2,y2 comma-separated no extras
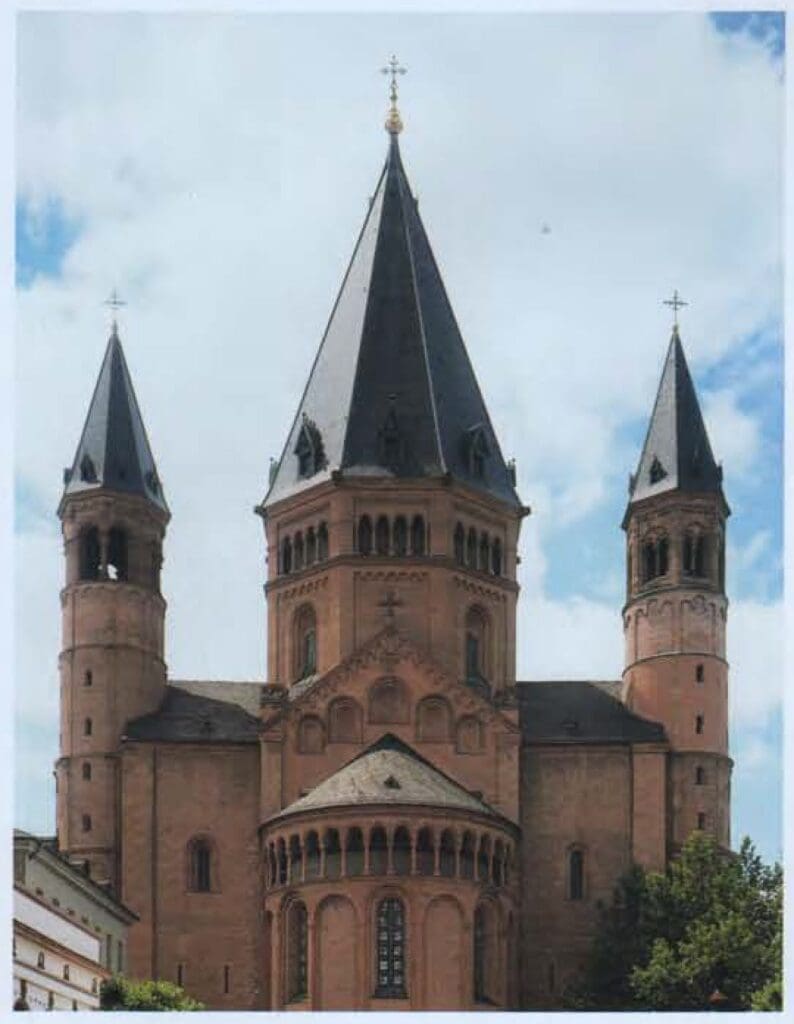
14,14,782,834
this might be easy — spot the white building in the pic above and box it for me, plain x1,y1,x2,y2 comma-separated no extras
13,831,136,1011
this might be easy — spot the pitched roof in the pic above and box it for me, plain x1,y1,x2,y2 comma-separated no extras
272,733,502,822
517,680,667,745
628,326,723,509
170,679,263,717
124,687,260,744
60,326,167,514
263,134,521,510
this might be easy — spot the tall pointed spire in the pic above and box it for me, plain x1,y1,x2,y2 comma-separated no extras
60,326,167,514
627,326,723,509
264,133,520,510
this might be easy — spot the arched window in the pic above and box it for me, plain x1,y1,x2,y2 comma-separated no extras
289,835,303,882
492,840,504,886
374,898,407,998
297,715,325,754
63,965,70,981
491,538,502,575
84,717,92,737
281,537,292,575
346,827,364,876
84,669,93,687
454,523,465,564
479,533,490,573
393,516,408,556
393,826,411,876
473,904,486,1002
466,527,478,568
317,522,329,561
376,515,390,555
460,832,476,879
293,605,317,680
107,527,128,581
293,532,305,571
657,537,669,576
368,677,409,724
37,952,45,970
79,526,101,581
568,848,584,900
82,814,92,832
358,516,373,556
694,536,705,576
188,837,214,892
416,827,435,876
285,901,308,1002
277,838,288,885
328,697,363,743
695,765,705,785
477,835,490,881
439,830,456,878
411,515,426,555
465,606,489,685
305,528,316,565
305,832,320,879
324,829,342,879
642,541,657,582
82,762,91,781
456,715,484,754
368,826,388,875
416,696,452,742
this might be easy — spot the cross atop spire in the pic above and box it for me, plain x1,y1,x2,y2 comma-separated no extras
103,289,127,336
663,289,688,331
381,54,407,135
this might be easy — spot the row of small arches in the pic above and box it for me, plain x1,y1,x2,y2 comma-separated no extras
356,515,427,557
266,825,513,889
454,524,502,576
297,691,485,754
280,523,329,575
638,532,721,585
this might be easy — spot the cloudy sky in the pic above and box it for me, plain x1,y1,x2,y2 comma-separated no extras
14,11,784,862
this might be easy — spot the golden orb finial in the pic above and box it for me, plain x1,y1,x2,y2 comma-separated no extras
381,54,407,135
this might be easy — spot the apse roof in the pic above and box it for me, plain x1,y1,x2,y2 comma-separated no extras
272,733,502,821
61,326,168,513
517,680,667,745
263,134,521,510
628,326,723,509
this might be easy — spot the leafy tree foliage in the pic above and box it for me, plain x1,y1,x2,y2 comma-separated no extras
100,976,204,1011
565,833,782,1011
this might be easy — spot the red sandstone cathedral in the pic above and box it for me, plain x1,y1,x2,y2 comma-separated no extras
54,93,731,1010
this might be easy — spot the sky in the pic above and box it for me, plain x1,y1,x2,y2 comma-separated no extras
13,10,784,864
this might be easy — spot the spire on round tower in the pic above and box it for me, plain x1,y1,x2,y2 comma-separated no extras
381,54,406,135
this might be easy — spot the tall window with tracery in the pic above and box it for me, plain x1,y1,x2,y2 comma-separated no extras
375,897,407,998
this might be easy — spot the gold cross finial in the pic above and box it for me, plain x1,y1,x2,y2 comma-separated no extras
663,289,688,331
103,289,127,336
381,54,407,135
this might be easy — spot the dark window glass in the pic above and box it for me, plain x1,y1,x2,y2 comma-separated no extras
374,898,407,998
358,516,372,556
84,670,92,687
84,717,92,736
658,537,669,576
466,528,477,567
82,762,91,781
287,902,308,1001
107,528,128,581
82,814,92,832
79,527,101,581
305,528,316,565
696,714,704,735
411,516,426,556
293,533,304,571
376,516,390,555
317,523,329,561
696,663,704,683
393,517,408,556
281,537,292,574
190,839,212,891
695,765,705,785
478,534,489,572
454,523,465,564
465,633,480,682
697,812,706,830
569,849,584,900
491,538,502,575
473,905,486,1002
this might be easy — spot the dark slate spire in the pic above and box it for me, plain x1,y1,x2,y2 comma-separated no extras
264,134,521,509
60,325,167,514
628,325,723,508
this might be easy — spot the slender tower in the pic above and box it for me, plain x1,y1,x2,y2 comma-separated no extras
622,314,731,851
55,321,169,890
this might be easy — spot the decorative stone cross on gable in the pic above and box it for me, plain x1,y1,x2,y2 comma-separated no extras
378,590,404,621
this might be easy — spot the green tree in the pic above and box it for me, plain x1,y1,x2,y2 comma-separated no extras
565,833,782,1011
99,976,204,1011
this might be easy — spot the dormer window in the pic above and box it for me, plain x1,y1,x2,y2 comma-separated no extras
649,456,667,484
464,425,490,479
294,416,325,479
80,453,97,483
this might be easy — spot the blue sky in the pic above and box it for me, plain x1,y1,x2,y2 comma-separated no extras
14,12,784,865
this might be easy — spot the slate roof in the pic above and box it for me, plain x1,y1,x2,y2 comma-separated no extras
272,733,502,822
124,686,260,744
263,134,521,510
170,679,263,716
628,326,724,510
61,326,168,513
517,680,667,745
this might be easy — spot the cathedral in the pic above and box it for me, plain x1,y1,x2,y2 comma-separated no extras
54,89,732,1010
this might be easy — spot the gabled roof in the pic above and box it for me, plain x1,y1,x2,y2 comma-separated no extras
271,733,503,822
60,326,167,514
263,134,521,510
171,679,263,717
517,680,667,745
124,687,260,744
628,326,723,510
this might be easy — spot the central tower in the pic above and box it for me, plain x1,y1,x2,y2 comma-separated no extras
256,103,528,702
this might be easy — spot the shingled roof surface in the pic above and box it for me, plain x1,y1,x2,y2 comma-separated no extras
517,680,666,744
263,134,521,510
170,679,263,716
124,686,260,744
273,733,502,821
